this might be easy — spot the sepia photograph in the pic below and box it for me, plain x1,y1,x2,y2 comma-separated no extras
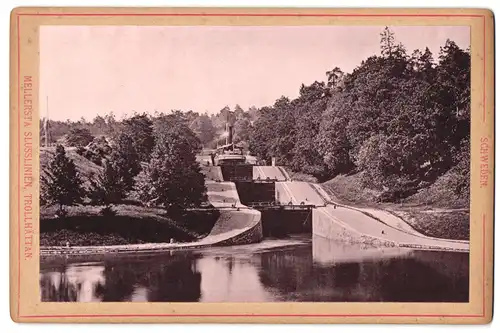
36,24,472,304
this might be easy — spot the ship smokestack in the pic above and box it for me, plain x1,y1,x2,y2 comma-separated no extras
225,122,233,145
225,110,234,146
228,125,233,145
225,123,229,145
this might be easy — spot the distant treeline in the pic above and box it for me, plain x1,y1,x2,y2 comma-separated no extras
41,105,260,151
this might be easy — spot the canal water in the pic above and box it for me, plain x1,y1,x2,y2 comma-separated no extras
39,235,469,302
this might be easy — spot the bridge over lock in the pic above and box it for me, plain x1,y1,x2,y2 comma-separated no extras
203,165,328,208
202,164,332,236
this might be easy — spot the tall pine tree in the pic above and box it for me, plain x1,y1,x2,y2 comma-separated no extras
41,145,86,212
122,113,155,162
110,133,142,192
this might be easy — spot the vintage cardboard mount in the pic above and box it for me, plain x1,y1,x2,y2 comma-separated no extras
9,7,494,324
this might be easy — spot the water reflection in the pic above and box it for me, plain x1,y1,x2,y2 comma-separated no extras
40,252,202,302
40,235,469,302
198,256,274,302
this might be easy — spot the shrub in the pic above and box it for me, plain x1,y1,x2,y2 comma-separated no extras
76,146,86,156
55,206,68,218
66,127,94,147
100,205,117,217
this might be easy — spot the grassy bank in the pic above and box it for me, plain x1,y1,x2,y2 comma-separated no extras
322,172,470,241
41,146,222,247
40,204,219,247
282,167,319,183
322,172,381,207
391,210,469,241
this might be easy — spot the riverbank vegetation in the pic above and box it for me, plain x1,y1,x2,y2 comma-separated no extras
40,113,216,246
40,204,219,246
393,210,469,241
248,27,470,209
322,175,469,240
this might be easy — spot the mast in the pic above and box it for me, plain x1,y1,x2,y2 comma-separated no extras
44,96,49,147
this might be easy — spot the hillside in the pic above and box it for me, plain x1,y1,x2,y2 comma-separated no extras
322,172,470,240
322,169,469,209
40,147,102,187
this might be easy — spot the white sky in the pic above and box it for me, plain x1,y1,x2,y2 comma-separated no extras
40,25,470,121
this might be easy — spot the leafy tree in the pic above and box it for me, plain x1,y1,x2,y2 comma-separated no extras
41,145,86,211
82,136,112,166
434,39,471,147
138,127,206,210
210,112,224,133
356,134,420,196
233,117,251,143
292,105,327,178
334,46,431,191
326,67,344,91
247,106,260,122
154,113,202,153
380,26,407,61
411,47,436,82
248,106,275,164
234,104,245,120
88,134,141,206
91,136,112,155
105,112,120,138
270,96,296,165
184,110,200,124
448,137,470,197
190,114,216,146
89,159,127,205
219,106,236,125
291,82,330,179
91,115,107,136
109,133,142,192
122,113,155,162
249,96,298,166
317,90,355,175
66,127,94,147
75,146,86,157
